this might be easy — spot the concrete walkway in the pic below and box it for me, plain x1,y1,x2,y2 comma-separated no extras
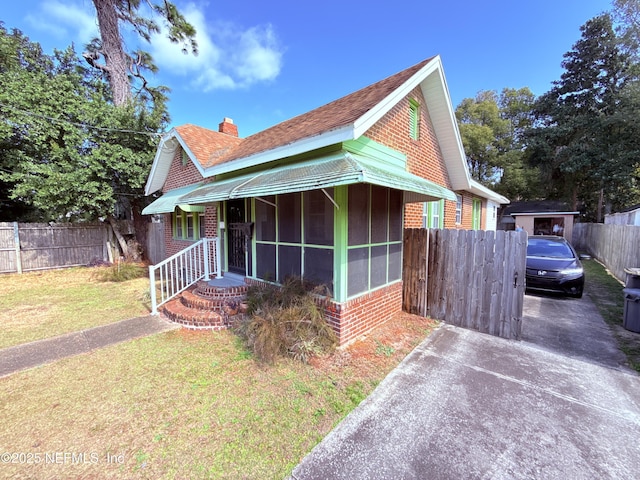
0,315,178,378
290,294,640,479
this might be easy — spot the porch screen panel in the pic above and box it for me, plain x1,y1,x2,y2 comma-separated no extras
348,183,369,246
304,189,334,246
348,247,369,297
256,244,276,281
304,247,334,291
371,186,389,244
278,245,301,283
278,193,301,243
255,195,276,242
389,189,403,242
388,242,402,281
346,184,404,299
253,190,334,293
370,245,388,289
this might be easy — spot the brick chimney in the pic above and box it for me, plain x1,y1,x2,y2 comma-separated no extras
218,117,238,137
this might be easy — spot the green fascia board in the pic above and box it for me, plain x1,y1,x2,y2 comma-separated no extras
343,136,407,169
142,184,204,215
351,153,457,202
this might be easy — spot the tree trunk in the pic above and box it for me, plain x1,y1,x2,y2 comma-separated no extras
131,198,149,261
107,215,130,260
93,0,132,106
596,188,604,223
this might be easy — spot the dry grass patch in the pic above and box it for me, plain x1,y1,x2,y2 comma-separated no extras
0,312,437,479
0,267,150,348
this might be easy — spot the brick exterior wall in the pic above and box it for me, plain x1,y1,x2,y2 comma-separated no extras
325,282,404,346
163,148,204,192
364,87,453,229
162,148,219,258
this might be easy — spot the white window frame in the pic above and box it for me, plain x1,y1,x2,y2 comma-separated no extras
455,194,463,225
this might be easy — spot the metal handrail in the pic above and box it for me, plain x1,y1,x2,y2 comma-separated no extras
148,237,221,314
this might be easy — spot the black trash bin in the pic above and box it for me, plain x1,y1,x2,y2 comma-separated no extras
624,268,640,289
623,288,640,333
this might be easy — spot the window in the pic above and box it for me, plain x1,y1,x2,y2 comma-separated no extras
173,207,205,241
423,200,444,228
455,194,463,224
199,213,206,239
409,99,420,140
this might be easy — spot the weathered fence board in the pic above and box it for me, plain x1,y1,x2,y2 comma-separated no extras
146,222,166,265
573,223,640,283
0,222,110,274
403,228,527,339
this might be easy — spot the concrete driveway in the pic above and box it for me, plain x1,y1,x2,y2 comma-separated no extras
290,293,640,479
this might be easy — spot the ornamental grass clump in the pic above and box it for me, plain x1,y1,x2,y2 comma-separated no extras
235,278,337,364
92,261,147,282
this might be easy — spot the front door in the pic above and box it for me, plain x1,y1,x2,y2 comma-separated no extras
226,199,246,274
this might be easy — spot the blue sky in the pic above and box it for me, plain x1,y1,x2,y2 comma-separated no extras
3,0,613,137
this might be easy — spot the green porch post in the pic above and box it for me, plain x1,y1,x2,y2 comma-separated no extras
333,185,348,303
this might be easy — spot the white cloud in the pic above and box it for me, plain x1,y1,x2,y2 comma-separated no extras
150,3,284,91
25,1,284,92
26,1,97,45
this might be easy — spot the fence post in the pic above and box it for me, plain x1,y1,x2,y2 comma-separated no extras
149,265,158,315
13,222,22,274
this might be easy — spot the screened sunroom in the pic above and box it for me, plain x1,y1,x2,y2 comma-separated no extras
168,146,456,303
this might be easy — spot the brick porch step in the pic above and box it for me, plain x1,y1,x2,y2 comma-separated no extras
160,282,250,330
160,297,227,330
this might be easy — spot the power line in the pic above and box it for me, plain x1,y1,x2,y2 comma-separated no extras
0,102,164,138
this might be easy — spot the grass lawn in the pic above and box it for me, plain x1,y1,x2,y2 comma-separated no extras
0,267,150,349
0,266,437,479
583,259,640,372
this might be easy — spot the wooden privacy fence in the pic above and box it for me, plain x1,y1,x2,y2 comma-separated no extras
0,222,111,274
403,228,527,339
146,221,166,265
572,223,640,283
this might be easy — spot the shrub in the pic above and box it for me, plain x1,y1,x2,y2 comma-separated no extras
234,277,337,363
93,261,147,282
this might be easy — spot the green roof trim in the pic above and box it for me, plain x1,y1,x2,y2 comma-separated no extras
177,151,455,206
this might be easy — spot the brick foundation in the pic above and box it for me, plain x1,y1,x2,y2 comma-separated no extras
325,282,403,346
245,278,404,346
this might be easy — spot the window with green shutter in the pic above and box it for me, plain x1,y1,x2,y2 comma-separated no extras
423,199,444,228
409,99,420,140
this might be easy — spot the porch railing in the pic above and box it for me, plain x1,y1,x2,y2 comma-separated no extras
148,237,221,315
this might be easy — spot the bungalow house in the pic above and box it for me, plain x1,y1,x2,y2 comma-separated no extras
142,56,508,345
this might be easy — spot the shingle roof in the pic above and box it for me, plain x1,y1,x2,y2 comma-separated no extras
175,124,242,166
183,57,435,169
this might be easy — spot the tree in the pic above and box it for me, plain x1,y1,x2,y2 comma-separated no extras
613,0,640,61
0,26,163,250
455,88,540,200
527,13,639,220
79,0,197,258
456,90,509,184
85,0,197,108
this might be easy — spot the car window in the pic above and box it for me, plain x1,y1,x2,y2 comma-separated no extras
527,240,574,258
